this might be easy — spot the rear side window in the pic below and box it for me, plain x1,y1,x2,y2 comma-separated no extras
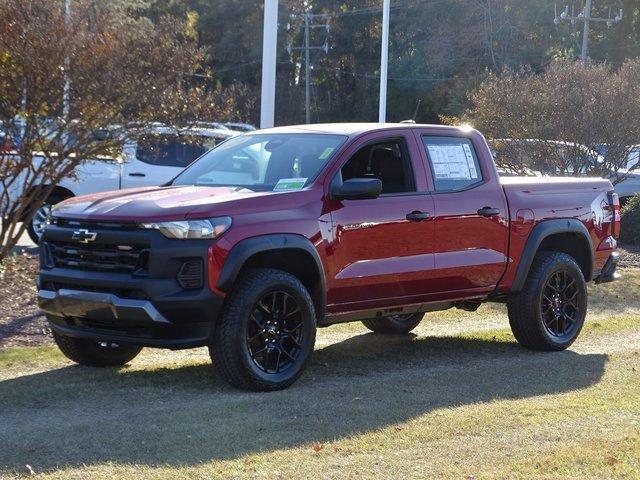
421,136,483,192
136,136,212,168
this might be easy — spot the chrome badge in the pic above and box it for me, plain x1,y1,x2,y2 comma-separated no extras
72,229,98,244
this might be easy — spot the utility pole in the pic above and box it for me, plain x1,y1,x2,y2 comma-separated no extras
554,1,623,65
378,0,390,123
286,13,329,124
260,0,279,129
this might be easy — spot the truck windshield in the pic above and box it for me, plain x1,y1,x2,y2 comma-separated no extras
172,133,347,191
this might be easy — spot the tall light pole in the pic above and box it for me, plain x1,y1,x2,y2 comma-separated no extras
63,0,71,119
260,0,279,129
378,0,390,123
581,0,592,64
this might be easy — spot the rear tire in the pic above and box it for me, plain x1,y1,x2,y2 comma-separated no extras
211,268,317,391
507,251,587,351
52,329,142,366
362,312,423,334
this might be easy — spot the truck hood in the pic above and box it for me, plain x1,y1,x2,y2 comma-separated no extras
53,185,278,222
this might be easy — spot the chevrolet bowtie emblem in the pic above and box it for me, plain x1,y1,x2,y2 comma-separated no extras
72,229,98,244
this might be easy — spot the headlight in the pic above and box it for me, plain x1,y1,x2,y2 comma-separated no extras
139,216,232,239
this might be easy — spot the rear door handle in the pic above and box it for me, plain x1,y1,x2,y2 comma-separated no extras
406,211,431,221
128,172,146,177
477,207,500,217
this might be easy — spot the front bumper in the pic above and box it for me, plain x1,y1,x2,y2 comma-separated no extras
38,221,225,349
594,251,620,284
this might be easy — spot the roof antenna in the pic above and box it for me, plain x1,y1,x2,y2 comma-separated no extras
400,99,421,124
412,99,422,122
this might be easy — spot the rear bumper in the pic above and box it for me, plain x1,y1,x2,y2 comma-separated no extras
594,251,620,284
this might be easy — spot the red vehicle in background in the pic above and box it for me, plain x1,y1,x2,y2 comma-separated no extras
38,123,620,390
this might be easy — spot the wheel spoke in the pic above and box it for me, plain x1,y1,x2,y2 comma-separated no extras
248,330,264,342
256,301,271,317
284,306,301,319
281,348,296,363
274,348,282,373
250,346,267,360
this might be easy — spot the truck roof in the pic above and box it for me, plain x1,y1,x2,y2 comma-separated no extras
254,122,470,136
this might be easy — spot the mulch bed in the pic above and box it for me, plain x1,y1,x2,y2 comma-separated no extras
2,243,640,349
0,252,50,348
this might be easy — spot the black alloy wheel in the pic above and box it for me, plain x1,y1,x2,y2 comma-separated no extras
541,269,582,339
246,291,305,375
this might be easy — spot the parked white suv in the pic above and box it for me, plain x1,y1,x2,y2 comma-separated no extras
23,125,236,242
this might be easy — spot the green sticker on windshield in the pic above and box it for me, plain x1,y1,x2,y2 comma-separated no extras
319,147,335,160
274,178,307,191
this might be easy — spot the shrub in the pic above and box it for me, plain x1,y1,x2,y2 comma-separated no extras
620,195,640,245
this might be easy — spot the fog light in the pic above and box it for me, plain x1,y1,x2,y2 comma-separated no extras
177,260,204,289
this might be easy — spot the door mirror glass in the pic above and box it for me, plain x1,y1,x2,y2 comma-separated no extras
331,178,382,200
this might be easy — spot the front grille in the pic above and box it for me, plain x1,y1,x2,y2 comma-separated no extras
52,217,138,231
47,241,149,273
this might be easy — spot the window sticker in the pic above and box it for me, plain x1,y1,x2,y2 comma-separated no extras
427,143,480,180
318,147,335,160
274,178,307,191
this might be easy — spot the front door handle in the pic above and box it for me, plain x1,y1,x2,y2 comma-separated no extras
406,211,431,222
477,206,500,217
128,172,146,177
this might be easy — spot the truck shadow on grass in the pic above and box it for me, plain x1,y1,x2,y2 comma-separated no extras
0,334,607,473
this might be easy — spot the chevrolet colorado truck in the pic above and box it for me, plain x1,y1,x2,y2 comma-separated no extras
37,123,621,391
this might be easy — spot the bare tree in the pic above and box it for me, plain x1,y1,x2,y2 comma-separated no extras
0,0,245,261
455,60,640,180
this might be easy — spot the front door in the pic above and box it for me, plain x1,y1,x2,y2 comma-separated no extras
326,133,435,313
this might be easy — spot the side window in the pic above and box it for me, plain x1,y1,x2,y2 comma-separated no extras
421,136,482,192
340,139,416,194
136,137,208,168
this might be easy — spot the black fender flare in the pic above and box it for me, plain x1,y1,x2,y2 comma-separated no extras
511,219,594,292
217,234,326,317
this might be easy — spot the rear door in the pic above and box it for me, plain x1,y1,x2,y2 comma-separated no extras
326,130,435,312
415,131,509,294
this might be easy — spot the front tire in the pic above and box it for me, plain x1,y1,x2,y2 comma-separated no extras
362,312,423,334
211,268,317,391
52,329,142,366
507,251,587,351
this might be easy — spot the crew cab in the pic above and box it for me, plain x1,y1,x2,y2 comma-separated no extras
20,125,235,242
37,123,620,391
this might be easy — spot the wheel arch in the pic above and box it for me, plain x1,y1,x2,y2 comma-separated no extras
217,234,326,321
20,185,75,220
512,219,593,292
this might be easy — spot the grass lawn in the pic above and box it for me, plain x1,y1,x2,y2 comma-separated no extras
0,271,639,479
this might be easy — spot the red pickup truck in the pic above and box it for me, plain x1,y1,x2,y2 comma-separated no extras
38,123,620,390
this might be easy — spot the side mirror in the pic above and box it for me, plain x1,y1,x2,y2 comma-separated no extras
331,178,382,201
